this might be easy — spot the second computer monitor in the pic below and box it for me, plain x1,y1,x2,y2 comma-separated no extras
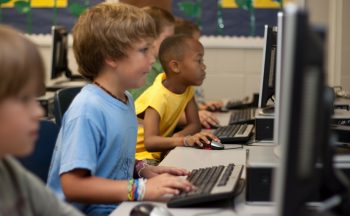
51,26,71,80
258,25,277,109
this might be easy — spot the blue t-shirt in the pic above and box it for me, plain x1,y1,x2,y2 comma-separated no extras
47,84,138,216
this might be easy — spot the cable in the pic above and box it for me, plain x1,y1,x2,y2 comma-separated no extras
224,145,243,150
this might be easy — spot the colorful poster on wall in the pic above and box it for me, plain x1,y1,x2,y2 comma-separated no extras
0,0,102,34
173,0,290,37
0,0,289,36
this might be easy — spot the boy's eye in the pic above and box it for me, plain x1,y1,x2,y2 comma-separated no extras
139,47,149,54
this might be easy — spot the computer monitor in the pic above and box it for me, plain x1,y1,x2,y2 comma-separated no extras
274,4,329,216
273,12,284,150
258,25,277,109
51,26,81,81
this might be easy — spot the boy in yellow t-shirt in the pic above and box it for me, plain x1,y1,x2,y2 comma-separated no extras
135,35,220,164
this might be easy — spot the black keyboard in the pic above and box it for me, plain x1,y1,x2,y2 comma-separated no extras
214,124,254,144
225,100,251,110
229,108,256,125
167,164,243,208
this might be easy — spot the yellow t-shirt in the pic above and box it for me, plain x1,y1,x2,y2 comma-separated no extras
135,73,195,160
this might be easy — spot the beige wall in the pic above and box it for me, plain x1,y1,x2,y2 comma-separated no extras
30,0,350,99
341,0,350,92
29,35,263,100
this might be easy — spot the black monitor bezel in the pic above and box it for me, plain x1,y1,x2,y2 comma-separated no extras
258,25,278,109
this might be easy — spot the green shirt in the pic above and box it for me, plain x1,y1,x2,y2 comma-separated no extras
129,59,163,100
0,156,84,216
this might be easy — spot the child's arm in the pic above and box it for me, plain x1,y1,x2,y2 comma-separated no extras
173,97,202,136
143,107,185,151
144,97,218,151
61,169,193,203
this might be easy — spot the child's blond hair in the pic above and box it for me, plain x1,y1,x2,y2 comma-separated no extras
72,3,157,81
0,25,45,101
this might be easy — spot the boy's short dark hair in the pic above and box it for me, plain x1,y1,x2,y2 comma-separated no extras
159,34,195,74
143,6,175,37
0,25,45,101
174,19,200,37
73,3,157,81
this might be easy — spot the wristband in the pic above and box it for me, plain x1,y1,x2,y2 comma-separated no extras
183,135,191,147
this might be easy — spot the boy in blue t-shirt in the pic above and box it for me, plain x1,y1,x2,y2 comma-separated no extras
47,3,193,216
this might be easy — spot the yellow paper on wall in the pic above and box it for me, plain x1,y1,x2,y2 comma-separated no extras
221,0,293,9
2,0,68,8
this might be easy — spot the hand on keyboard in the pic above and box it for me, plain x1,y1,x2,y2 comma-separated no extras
167,164,244,207
140,164,190,178
198,110,220,129
144,173,195,201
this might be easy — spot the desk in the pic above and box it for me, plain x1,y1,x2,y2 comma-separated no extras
110,112,276,216
111,146,275,216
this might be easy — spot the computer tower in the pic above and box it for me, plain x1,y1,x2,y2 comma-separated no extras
255,110,274,141
246,146,278,203
246,145,350,203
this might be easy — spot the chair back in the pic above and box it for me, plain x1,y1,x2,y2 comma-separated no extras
54,86,82,126
17,119,59,183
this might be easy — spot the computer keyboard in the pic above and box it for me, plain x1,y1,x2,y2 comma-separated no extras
225,99,251,110
213,124,254,144
167,164,243,208
229,108,256,125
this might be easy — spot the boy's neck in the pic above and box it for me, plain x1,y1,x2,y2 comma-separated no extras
162,76,188,94
93,74,127,102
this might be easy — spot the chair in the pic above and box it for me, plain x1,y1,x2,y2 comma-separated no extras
54,86,82,126
17,119,59,183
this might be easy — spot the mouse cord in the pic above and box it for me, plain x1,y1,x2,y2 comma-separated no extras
223,145,243,150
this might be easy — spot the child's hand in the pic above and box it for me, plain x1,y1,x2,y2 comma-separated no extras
184,132,220,148
203,100,224,111
144,173,194,201
198,110,220,129
141,165,189,179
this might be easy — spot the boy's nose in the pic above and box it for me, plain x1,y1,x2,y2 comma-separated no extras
149,53,156,65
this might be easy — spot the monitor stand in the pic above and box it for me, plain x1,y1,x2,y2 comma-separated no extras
259,105,275,116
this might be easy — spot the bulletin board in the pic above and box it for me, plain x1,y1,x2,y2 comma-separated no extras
0,0,288,36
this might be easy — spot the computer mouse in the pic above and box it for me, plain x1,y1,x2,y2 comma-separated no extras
200,138,225,150
130,203,173,216
210,140,225,150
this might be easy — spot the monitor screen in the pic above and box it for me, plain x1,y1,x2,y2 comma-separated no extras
258,25,278,109
51,26,70,80
274,4,327,216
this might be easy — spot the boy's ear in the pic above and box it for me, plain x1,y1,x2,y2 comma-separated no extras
105,57,118,68
168,60,180,74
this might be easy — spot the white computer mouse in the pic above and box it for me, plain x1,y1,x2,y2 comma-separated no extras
129,203,173,216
